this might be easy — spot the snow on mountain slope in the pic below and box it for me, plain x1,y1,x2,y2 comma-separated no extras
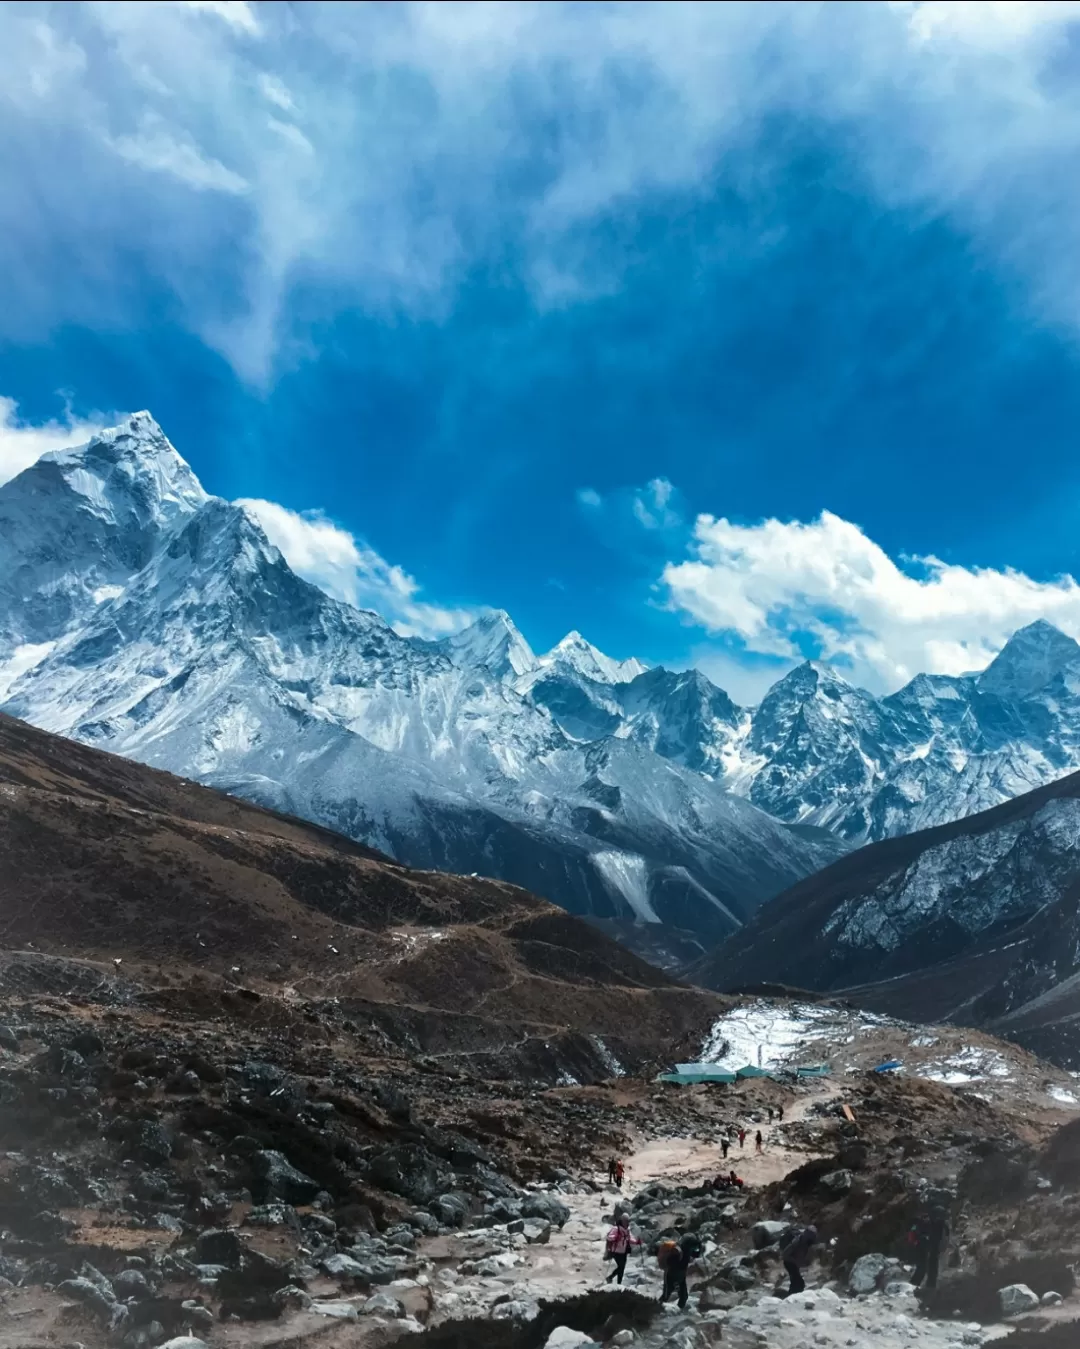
0,415,838,944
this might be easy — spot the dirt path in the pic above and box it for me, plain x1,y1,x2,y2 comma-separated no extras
424,1084,840,1319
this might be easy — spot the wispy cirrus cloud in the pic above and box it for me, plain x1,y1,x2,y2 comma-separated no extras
4,2,1080,385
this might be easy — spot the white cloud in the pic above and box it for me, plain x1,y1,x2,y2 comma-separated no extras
632,477,680,531
663,508,1080,694
257,71,294,111
182,1,260,36
6,2,1080,378
0,397,112,486
236,497,476,639
576,486,602,509
110,117,249,194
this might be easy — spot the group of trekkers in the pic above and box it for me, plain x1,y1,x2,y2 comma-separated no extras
602,1160,950,1309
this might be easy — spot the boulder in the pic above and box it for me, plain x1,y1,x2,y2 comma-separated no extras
194,1229,243,1267
159,1340,210,1349
849,1253,887,1295
363,1292,405,1317
819,1168,853,1195
319,1253,369,1280
252,1150,321,1205
111,1268,151,1299
369,1144,445,1205
521,1192,571,1227
1042,1291,1064,1306
431,1192,470,1227
999,1284,1040,1316
523,1219,552,1244
56,1276,116,1321
310,1301,359,1320
545,1330,597,1347
750,1220,787,1249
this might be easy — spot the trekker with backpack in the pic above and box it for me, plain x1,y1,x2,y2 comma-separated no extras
780,1223,818,1296
604,1213,642,1284
607,1157,617,1184
614,1159,625,1189
658,1233,702,1309
908,1205,949,1290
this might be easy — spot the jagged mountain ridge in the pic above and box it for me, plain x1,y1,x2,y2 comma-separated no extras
7,413,1080,945
691,762,1080,1067
0,414,839,946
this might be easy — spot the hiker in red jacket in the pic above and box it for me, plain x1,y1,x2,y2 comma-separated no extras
614,1158,625,1188
604,1213,642,1284
738,1128,747,1148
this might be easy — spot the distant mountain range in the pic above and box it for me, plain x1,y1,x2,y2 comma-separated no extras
7,413,1080,956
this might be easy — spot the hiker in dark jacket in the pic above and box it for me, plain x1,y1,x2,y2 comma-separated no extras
780,1223,818,1295
755,1129,763,1153
607,1157,617,1184
660,1234,702,1309
721,1138,729,1159
909,1206,949,1290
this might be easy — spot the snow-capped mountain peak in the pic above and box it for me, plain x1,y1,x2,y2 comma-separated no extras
443,609,537,679
976,618,1080,701
540,630,648,685
39,411,208,526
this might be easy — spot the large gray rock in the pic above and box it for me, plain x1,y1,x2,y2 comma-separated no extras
819,1169,853,1195
999,1284,1040,1316
363,1292,405,1317
849,1252,888,1295
750,1220,788,1249
431,1192,470,1227
252,1150,321,1205
523,1218,552,1244
521,1192,571,1228
320,1253,369,1280
159,1340,210,1349
369,1144,446,1205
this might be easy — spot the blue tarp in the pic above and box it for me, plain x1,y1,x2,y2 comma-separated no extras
660,1063,738,1085
872,1060,903,1073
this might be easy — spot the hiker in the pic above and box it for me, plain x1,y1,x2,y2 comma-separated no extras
909,1205,949,1290
659,1233,702,1309
755,1130,763,1153
728,1169,744,1189
780,1223,818,1296
604,1212,642,1284
738,1128,746,1148
614,1159,625,1189
721,1138,729,1159
607,1157,617,1184
768,1107,774,1124
777,1104,784,1122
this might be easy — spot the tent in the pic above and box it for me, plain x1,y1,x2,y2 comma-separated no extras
795,1064,831,1077
734,1064,773,1080
658,1063,738,1085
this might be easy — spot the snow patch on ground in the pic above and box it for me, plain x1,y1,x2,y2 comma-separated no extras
699,1000,893,1072
919,1046,1012,1084
1048,1084,1078,1105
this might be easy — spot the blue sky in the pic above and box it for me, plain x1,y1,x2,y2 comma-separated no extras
6,2,1080,700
